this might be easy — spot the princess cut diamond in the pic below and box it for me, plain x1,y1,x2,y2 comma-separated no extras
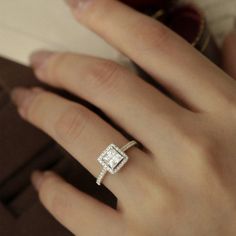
97,144,128,174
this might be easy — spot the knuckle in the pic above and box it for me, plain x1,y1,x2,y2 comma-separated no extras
176,124,224,188
87,59,121,94
187,133,217,160
173,118,217,160
54,105,89,143
185,135,219,177
130,18,170,54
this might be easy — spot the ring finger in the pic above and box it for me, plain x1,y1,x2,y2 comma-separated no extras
10,87,153,204
30,52,190,154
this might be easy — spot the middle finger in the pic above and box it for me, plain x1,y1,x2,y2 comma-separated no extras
66,0,236,112
31,52,189,152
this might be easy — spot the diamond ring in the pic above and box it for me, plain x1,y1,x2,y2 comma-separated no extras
96,141,137,185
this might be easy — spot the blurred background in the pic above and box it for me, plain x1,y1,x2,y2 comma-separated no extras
0,0,235,65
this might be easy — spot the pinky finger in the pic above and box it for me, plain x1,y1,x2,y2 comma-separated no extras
31,171,124,236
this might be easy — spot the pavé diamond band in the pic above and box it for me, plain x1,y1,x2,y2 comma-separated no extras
96,141,137,185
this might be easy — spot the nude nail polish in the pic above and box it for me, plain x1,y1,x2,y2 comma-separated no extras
31,171,44,191
30,50,54,80
65,0,94,12
11,88,36,108
11,87,43,117
30,50,54,70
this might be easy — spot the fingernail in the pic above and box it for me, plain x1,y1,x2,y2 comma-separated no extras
30,50,54,78
31,171,44,191
10,87,42,116
65,0,78,8
30,50,53,69
65,0,94,12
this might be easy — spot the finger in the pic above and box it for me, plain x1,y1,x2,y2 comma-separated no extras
30,51,189,152
11,87,152,203
32,171,124,236
65,0,236,112
223,31,236,79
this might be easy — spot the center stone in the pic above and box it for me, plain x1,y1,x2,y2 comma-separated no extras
107,152,124,169
98,144,129,174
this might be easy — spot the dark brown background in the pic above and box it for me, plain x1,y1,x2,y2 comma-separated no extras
0,58,116,236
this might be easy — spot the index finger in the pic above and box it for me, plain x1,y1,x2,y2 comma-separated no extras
65,0,235,112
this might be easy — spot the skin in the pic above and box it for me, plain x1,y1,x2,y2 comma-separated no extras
10,0,236,235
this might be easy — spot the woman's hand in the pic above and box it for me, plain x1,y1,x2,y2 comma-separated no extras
10,0,236,235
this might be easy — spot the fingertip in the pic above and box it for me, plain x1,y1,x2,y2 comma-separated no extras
31,170,45,191
30,50,54,69
31,170,62,193
10,87,37,110
30,50,55,80
10,87,45,119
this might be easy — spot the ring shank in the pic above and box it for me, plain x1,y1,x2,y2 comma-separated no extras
96,167,107,185
121,140,137,152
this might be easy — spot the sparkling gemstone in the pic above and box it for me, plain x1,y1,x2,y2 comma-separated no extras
107,154,123,169
98,144,128,174
102,153,112,162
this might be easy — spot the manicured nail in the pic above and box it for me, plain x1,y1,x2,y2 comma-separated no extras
30,50,53,70
10,87,43,116
65,0,78,8
31,171,44,191
30,50,54,79
65,0,94,12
